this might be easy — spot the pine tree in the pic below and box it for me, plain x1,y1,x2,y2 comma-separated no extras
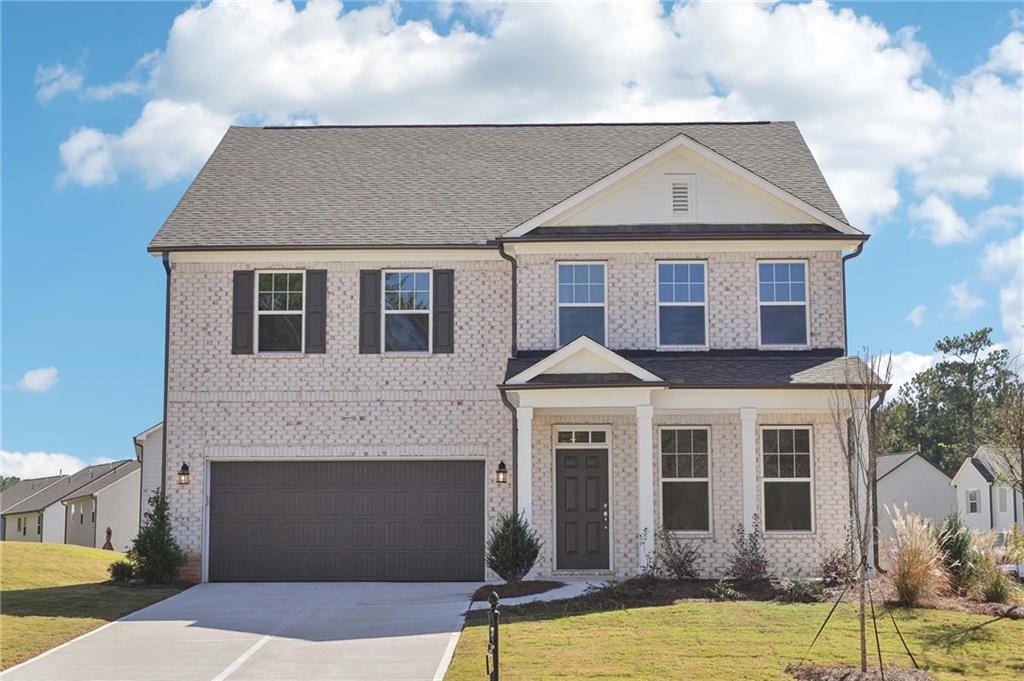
128,490,186,584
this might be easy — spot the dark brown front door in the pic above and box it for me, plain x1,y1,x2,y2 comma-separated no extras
208,460,485,582
555,449,609,570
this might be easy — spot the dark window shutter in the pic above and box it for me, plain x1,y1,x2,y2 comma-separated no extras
433,269,455,354
359,270,381,354
231,270,255,354
304,270,327,354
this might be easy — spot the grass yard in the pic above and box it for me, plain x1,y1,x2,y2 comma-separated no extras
0,542,182,670
446,599,1024,680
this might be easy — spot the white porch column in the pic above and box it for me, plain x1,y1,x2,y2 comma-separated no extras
636,405,655,570
516,406,534,525
740,407,758,533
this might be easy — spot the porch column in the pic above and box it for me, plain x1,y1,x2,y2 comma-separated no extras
636,405,655,570
740,407,758,533
516,406,534,525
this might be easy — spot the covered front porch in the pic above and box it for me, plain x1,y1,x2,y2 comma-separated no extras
500,337,872,579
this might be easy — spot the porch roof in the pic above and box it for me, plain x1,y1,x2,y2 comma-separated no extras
503,348,881,390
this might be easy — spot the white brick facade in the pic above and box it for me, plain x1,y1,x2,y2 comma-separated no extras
517,250,845,351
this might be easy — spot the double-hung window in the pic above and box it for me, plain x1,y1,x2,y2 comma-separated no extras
557,262,605,346
758,261,808,346
36,515,42,534
762,427,813,532
966,489,980,514
256,272,304,353
383,270,431,352
660,427,711,532
657,262,707,348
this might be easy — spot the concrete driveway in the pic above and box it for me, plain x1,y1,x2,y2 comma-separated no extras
2,582,479,681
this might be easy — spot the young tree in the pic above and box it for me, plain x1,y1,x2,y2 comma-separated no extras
828,350,891,673
986,358,1024,514
128,490,186,584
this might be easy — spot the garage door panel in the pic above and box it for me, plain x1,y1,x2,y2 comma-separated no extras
209,460,485,582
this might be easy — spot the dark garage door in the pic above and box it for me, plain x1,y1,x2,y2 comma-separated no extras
208,460,485,582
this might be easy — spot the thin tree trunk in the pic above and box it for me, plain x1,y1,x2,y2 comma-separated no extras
859,562,867,672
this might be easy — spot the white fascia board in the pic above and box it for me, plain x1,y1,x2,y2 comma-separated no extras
503,133,861,238
171,248,502,264
950,458,986,488
504,239,863,256
505,336,664,385
133,422,163,446
516,386,665,409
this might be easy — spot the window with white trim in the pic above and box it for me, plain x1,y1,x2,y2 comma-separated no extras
256,271,304,353
762,427,813,532
557,262,605,346
556,429,607,444
657,262,706,348
758,261,808,346
998,487,1008,513
383,270,431,352
36,514,42,534
16,517,22,532
966,489,980,514
661,427,711,532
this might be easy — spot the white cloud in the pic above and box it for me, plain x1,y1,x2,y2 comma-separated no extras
906,305,927,328
49,1,1022,236
1,450,86,479
910,195,972,245
948,281,986,318
976,202,1024,234
16,366,59,393
981,231,1024,356
885,350,940,397
35,63,83,102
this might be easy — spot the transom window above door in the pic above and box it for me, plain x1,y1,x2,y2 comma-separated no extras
256,271,304,353
556,429,608,444
383,270,431,352
657,262,707,348
557,262,605,346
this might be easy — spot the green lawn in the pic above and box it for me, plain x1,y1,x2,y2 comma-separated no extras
446,600,1024,680
0,542,182,670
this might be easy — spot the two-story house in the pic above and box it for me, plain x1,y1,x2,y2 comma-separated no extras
150,122,875,583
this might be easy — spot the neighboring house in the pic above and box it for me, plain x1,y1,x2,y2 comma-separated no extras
150,122,878,583
951,446,1023,533
63,461,141,552
875,451,955,538
133,422,164,520
0,461,138,546
0,475,63,540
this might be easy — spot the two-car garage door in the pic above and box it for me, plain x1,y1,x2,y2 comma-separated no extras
208,460,485,582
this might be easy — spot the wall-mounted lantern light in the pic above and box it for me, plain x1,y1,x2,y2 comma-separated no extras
177,462,190,485
495,461,508,484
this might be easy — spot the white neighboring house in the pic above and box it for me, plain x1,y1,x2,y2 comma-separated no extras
63,461,141,552
876,451,955,538
133,422,164,521
951,446,1023,534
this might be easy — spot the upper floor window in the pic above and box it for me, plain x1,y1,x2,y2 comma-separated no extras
758,261,808,347
557,262,605,346
762,427,813,532
383,271,431,352
657,262,707,348
257,272,304,353
966,489,980,514
661,427,711,532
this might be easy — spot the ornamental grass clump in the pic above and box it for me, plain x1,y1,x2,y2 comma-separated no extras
969,531,1012,604
886,506,949,606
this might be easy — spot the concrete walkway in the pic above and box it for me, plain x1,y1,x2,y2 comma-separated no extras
467,577,601,610
2,582,480,681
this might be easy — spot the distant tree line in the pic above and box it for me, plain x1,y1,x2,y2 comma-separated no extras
879,327,1022,483
0,476,20,492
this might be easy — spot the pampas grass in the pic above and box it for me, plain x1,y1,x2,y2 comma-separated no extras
885,505,949,606
969,531,1012,603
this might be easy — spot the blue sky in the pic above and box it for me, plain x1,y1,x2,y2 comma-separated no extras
2,1,1022,477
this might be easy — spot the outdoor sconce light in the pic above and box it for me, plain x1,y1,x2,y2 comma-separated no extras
177,462,190,485
495,461,508,484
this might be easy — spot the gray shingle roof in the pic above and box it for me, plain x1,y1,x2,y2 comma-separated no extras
1,461,132,515
0,476,64,514
504,349,880,389
64,461,140,499
150,122,851,251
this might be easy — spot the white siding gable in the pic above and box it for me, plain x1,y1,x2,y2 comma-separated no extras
551,150,815,227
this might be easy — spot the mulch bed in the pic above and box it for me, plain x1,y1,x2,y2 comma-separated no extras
472,580,565,601
787,663,936,681
836,575,1023,620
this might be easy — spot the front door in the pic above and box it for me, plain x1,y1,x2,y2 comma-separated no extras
555,449,609,570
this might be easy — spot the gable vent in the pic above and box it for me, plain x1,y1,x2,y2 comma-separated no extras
671,182,690,215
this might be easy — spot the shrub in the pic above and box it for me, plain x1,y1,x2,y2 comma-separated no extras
886,505,949,606
128,490,186,584
820,543,856,588
935,511,978,592
108,559,134,582
775,577,825,603
727,517,768,584
486,511,542,583
970,531,1012,603
705,578,744,601
979,569,1012,603
645,529,701,580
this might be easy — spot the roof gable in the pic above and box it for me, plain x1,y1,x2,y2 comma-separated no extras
505,336,664,385
505,133,861,238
